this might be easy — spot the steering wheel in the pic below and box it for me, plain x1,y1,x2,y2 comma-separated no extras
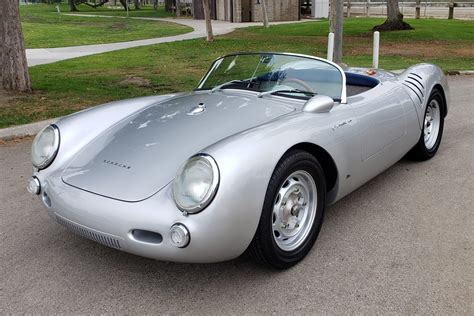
280,78,315,93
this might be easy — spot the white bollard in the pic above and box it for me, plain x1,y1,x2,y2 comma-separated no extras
372,31,380,69
327,32,334,62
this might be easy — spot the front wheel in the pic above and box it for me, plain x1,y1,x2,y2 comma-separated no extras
408,89,445,161
248,150,326,269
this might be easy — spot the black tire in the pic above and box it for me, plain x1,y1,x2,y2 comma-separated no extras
407,89,445,161
247,150,326,269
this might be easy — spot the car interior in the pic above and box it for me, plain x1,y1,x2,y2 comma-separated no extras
207,68,380,101
345,72,380,97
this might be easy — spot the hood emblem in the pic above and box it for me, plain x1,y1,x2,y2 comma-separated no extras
103,159,131,170
187,103,206,115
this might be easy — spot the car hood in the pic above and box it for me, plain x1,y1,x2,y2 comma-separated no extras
62,92,295,202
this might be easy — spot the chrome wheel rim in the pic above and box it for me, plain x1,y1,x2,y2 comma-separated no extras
272,170,317,251
424,99,441,150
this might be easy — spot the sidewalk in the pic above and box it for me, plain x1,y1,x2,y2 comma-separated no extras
26,15,311,67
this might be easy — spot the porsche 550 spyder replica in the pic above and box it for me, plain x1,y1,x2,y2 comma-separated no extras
28,52,449,269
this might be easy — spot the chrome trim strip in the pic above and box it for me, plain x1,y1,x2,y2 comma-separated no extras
197,52,347,104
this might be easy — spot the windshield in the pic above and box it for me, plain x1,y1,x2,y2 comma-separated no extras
197,53,345,101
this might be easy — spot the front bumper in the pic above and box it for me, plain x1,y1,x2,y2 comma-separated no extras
34,172,258,263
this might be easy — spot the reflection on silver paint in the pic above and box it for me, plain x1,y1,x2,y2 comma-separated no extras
31,58,449,263
62,92,296,202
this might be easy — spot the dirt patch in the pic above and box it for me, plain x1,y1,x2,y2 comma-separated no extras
119,76,152,88
110,22,127,30
345,37,474,58
0,91,21,108
382,42,474,58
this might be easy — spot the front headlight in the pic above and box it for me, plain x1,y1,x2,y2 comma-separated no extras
31,125,60,170
172,154,219,214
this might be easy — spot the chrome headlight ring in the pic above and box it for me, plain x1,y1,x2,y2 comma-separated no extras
172,154,220,214
31,124,60,170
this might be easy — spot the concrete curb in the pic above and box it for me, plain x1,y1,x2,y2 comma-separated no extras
450,70,474,75
1,70,472,141
0,118,57,141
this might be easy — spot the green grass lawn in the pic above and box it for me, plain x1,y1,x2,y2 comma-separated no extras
1,17,473,128
21,4,191,48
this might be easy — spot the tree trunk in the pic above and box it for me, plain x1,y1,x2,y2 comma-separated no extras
373,0,413,31
176,0,181,16
260,0,269,28
165,0,173,11
69,0,78,11
202,0,214,42
134,0,140,9
329,0,337,33
333,0,343,64
0,0,31,92
153,0,158,9
118,0,127,10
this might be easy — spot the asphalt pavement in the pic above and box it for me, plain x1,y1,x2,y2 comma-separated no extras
0,76,472,314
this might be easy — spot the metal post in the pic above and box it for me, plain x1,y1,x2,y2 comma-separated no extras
415,0,421,19
448,0,454,19
327,32,335,62
372,31,379,69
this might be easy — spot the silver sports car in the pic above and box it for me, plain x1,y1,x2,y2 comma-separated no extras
28,52,449,269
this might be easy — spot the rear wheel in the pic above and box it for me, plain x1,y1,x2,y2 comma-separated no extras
408,89,445,161
248,150,326,269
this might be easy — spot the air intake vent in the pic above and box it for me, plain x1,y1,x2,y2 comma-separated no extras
403,73,425,104
56,214,122,250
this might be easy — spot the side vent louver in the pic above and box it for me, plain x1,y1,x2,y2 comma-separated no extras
56,214,122,250
403,73,425,104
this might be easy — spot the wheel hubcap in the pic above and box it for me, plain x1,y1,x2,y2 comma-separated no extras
272,170,317,251
424,99,441,150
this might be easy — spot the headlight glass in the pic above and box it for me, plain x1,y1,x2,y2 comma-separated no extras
172,154,219,214
31,125,60,170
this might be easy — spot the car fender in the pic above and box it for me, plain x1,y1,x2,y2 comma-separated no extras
399,64,449,129
196,110,358,255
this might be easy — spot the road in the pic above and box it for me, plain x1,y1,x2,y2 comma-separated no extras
0,76,472,314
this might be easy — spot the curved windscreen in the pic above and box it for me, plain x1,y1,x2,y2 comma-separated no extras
197,53,345,101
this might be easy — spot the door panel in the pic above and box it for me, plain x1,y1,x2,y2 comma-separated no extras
354,82,407,161
241,0,251,22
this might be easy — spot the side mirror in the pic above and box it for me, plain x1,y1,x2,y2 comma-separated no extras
303,95,335,113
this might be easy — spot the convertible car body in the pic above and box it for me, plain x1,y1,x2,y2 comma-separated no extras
28,52,449,268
